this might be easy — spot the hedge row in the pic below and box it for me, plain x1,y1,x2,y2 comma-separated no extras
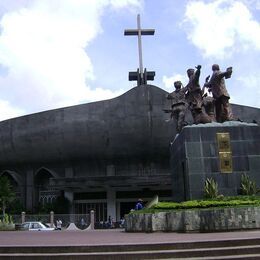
137,196,260,213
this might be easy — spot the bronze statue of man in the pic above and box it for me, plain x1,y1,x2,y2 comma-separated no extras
202,76,216,122
185,65,211,124
166,81,188,133
205,64,234,123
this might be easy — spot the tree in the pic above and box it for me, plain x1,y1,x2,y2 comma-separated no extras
0,176,15,216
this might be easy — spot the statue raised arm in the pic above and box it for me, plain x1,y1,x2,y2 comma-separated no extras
185,65,211,124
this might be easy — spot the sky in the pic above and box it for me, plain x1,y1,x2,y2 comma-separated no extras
0,0,260,121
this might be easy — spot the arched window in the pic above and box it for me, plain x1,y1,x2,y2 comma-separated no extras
34,168,59,205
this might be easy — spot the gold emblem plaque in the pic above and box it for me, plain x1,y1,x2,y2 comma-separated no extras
216,133,233,173
219,152,233,173
216,133,231,152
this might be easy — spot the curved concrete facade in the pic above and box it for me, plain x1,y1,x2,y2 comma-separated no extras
0,85,174,165
0,84,258,165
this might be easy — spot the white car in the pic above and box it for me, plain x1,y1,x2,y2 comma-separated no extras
20,221,55,231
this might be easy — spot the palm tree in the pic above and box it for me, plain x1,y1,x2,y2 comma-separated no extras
0,176,15,216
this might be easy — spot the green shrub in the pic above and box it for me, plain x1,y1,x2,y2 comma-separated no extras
204,178,218,199
135,196,260,214
0,214,15,231
1,213,13,224
241,173,259,195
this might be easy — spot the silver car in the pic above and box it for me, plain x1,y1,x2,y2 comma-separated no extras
20,221,55,231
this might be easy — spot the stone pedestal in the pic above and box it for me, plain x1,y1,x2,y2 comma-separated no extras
170,122,260,201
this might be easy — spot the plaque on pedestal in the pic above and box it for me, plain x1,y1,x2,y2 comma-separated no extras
216,133,233,173
219,152,232,173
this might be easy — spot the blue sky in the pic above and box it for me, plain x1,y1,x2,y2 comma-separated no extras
0,0,260,121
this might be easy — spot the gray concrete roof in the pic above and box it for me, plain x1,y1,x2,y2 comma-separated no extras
0,84,258,165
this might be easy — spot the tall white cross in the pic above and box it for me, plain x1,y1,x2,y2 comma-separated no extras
124,14,155,82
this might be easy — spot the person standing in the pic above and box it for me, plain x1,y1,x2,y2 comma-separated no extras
80,218,86,228
135,199,144,210
56,219,62,230
107,215,112,228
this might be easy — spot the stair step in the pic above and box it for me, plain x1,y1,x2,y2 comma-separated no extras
1,245,260,259
1,238,260,253
187,254,260,260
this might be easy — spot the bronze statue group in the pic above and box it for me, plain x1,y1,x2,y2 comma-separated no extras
166,64,235,133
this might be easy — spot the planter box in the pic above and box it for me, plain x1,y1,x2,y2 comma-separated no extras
125,206,260,232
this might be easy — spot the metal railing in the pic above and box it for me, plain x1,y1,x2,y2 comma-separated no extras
9,212,91,229
54,214,90,228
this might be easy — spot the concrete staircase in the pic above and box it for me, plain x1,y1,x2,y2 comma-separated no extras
1,238,260,259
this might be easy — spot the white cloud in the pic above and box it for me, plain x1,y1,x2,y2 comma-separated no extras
237,74,260,89
0,0,141,119
183,0,260,58
0,100,25,121
162,73,187,91
229,76,260,108
109,0,142,9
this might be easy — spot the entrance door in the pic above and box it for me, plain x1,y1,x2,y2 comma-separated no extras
74,202,107,222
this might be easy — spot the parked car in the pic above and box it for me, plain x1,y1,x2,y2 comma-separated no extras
20,221,55,231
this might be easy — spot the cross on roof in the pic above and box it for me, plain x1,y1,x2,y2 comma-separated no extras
124,14,155,86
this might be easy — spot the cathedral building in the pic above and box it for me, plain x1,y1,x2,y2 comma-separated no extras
0,83,259,221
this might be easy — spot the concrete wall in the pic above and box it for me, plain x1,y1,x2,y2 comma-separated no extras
125,206,260,232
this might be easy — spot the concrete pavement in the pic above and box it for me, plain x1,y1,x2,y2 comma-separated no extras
1,229,260,246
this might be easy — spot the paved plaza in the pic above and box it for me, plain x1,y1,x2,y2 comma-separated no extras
1,229,260,246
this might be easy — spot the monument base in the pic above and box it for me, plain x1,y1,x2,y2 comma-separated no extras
170,122,260,201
